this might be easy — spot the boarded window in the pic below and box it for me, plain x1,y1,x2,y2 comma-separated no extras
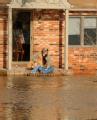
69,17,81,45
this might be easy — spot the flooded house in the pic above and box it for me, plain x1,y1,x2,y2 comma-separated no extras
0,0,97,75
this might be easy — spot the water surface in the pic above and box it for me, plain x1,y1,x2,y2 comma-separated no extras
0,76,97,120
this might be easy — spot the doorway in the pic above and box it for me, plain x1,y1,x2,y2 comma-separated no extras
12,10,31,61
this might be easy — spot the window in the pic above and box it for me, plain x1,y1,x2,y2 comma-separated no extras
69,16,97,46
69,17,81,45
84,18,96,45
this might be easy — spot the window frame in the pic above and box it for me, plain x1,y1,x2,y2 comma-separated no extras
69,16,97,47
69,16,81,45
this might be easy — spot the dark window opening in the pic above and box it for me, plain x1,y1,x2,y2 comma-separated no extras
84,29,96,45
12,11,30,61
69,35,80,45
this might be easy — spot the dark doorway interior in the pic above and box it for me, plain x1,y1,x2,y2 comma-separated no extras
12,11,30,61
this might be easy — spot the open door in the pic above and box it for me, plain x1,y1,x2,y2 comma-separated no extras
12,10,30,61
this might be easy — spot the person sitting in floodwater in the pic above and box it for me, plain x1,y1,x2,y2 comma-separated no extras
31,48,54,74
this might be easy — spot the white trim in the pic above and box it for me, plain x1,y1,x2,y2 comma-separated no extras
64,9,69,70
7,1,71,9
8,7,12,70
30,12,33,61
70,8,97,11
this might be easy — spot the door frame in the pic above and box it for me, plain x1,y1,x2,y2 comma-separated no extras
11,9,33,65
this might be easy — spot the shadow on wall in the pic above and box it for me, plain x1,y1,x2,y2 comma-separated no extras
59,11,63,68
3,16,7,68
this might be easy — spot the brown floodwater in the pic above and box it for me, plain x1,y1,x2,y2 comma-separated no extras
0,75,97,120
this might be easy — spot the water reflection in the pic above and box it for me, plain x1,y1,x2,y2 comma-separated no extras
0,76,97,120
5,76,66,120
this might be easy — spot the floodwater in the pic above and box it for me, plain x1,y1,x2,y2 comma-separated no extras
0,76,97,120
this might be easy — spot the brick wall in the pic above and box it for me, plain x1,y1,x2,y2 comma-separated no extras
0,8,8,68
32,10,65,68
32,10,97,74
69,11,97,74
68,0,97,9
69,47,97,74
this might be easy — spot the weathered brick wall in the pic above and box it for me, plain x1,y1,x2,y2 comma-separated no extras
32,10,65,68
0,8,8,68
69,48,97,74
68,0,97,9
32,10,97,74
70,11,97,16
69,11,97,74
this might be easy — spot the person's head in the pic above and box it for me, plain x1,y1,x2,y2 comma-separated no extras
42,48,48,57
